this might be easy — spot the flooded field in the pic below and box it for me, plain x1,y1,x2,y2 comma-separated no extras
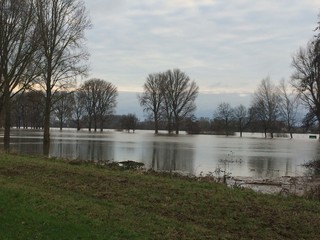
1,129,320,178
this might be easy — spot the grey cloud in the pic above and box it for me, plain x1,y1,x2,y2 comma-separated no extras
83,0,318,94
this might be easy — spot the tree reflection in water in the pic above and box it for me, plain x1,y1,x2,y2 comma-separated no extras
149,141,194,174
2,129,320,178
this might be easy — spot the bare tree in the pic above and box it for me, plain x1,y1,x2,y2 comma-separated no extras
214,102,234,136
278,79,300,138
233,104,250,137
0,0,39,150
251,77,280,138
79,79,117,132
138,73,165,134
25,91,45,129
71,90,85,131
291,41,320,133
34,0,91,150
10,90,45,129
163,69,199,134
301,110,318,132
96,81,118,131
121,114,138,133
53,91,75,130
79,81,96,131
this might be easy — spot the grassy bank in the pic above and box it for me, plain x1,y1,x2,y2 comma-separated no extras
0,154,320,239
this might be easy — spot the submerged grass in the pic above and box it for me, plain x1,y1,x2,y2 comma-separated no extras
1,153,320,239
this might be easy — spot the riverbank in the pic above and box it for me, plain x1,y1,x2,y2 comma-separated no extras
1,153,320,239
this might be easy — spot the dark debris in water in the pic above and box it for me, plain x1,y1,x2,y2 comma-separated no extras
118,160,145,170
66,159,145,170
302,159,320,171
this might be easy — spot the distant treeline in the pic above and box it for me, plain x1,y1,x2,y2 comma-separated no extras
3,86,317,137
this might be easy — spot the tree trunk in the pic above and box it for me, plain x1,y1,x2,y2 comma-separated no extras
154,114,159,134
154,120,159,134
59,116,63,131
318,120,320,141
77,119,80,131
88,114,92,131
225,118,228,136
167,118,172,134
3,84,11,151
43,89,51,155
175,120,179,134
239,119,245,138
94,115,97,132
100,116,104,132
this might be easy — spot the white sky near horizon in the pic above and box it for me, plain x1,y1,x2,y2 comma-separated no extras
82,0,319,118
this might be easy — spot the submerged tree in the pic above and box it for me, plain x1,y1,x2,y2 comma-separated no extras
278,79,300,138
34,0,91,152
53,91,75,130
291,41,320,132
121,114,138,133
139,69,199,134
0,0,39,150
251,77,280,138
162,69,199,134
214,102,234,136
291,14,320,133
71,90,85,131
138,73,165,134
233,104,250,137
79,79,118,131
95,80,118,131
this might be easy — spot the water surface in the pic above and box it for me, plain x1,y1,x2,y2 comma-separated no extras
2,129,320,178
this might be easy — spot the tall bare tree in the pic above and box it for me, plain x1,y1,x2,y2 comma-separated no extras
80,79,117,132
214,102,234,136
163,69,199,134
121,114,138,133
25,91,45,129
96,80,118,131
53,91,75,130
71,90,85,131
251,77,280,138
34,0,91,151
278,79,300,138
138,73,165,134
79,82,95,132
0,0,39,150
291,41,320,132
233,104,250,137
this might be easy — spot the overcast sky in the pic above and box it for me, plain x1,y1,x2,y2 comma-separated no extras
82,0,319,118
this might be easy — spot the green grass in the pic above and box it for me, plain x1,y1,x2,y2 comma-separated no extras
0,153,320,239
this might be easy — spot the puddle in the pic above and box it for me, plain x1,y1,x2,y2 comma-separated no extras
228,176,320,196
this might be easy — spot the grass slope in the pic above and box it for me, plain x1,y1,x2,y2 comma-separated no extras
0,153,320,239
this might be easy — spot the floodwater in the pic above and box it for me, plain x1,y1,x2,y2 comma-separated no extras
1,129,320,178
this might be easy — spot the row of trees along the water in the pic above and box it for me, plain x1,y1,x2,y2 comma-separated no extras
6,73,315,138
8,68,199,134
137,75,301,138
10,78,118,132
209,77,300,139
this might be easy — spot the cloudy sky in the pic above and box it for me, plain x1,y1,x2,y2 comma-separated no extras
83,0,319,118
